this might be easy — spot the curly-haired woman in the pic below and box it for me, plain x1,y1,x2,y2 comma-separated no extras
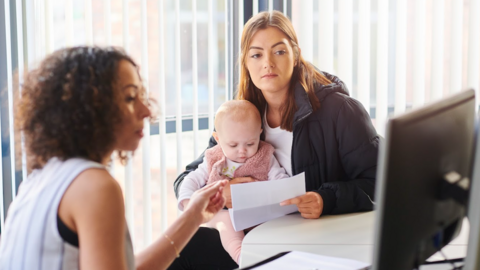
0,46,227,270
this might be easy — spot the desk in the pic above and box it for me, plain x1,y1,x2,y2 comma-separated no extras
240,211,469,269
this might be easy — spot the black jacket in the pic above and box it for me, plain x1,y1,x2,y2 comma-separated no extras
174,72,379,215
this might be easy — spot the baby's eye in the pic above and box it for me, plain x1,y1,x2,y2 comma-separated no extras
247,143,254,146
229,144,237,148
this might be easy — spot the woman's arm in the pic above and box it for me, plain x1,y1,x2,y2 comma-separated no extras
177,160,210,211
58,168,128,270
136,180,227,270
318,97,379,215
174,134,254,209
281,97,379,218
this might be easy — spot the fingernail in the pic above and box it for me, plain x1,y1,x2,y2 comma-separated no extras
280,202,286,206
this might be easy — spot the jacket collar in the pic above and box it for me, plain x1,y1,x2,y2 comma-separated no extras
293,71,349,126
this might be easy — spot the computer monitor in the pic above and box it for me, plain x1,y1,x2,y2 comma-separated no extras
464,113,480,270
371,89,476,270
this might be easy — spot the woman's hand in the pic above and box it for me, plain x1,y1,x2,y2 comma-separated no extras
185,180,228,224
280,192,324,219
136,180,228,270
223,177,256,208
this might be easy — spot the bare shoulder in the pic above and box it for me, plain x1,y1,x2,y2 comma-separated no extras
61,168,128,269
59,168,124,232
72,168,121,194
68,168,123,205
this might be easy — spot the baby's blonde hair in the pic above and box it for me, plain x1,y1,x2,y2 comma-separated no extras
214,100,262,134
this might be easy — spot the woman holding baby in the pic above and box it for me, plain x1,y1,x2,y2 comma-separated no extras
171,10,379,270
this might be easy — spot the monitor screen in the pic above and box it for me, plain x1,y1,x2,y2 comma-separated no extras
464,113,480,270
372,89,476,270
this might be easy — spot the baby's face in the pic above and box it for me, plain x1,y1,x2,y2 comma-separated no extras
216,118,262,163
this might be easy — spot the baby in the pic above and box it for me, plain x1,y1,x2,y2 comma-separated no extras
177,100,289,263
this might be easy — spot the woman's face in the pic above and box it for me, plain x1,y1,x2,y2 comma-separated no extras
246,26,296,97
114,60,151,151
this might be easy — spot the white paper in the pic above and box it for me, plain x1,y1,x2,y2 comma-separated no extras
228,173,306,231
245,251,370,270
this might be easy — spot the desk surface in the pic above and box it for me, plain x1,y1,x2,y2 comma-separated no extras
240,211,469,269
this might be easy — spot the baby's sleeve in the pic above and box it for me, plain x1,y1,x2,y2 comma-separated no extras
267,155,290,180
177,160,209,211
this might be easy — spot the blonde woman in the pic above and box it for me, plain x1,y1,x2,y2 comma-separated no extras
173,11,379,269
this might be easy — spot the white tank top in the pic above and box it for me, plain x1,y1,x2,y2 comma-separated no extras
0,157,135,270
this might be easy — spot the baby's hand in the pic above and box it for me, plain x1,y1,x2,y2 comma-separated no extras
224,177,256,208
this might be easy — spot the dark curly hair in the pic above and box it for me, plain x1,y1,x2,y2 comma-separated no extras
17,46,142,170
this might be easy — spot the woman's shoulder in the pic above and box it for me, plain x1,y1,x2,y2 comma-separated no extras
312,71,350,102
58,166,124,237
314,87,351,109
311,90,368,121
74,168,122,199
62,167,124,215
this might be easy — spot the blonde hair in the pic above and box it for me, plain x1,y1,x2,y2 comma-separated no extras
236,11,331,131
214,100,261,134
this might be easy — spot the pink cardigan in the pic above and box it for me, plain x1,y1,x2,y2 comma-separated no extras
205,141,275,184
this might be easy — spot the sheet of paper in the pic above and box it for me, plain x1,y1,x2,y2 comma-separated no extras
245,251,370,270
228,173,305,231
